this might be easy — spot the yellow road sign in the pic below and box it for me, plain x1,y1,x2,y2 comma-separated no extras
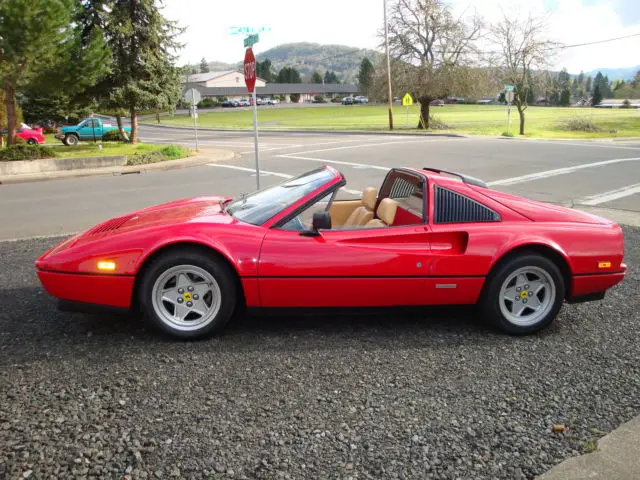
402,93,413,106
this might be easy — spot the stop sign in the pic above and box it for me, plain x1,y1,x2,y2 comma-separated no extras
244,48,256,93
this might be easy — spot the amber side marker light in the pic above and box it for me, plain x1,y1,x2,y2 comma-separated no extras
598,261,612,269
97,261,116,271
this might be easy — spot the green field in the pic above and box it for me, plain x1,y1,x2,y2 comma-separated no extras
153,104,640,139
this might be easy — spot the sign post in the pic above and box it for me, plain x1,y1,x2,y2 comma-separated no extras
402,93,413,127
244,45,260,189
504,85,514,136
183,88,201,152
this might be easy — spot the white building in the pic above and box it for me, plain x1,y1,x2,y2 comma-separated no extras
182,71,266,89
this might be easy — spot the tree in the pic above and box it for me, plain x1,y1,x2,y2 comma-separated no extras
490,11,557,134
387,0,482,129
200,57,210,73
585,75,592,94
0,0,76,145
256,59,275,83
276,67,302,84
591,84,602,106
560,88,571,106
358,57,375,97
103,0,184,143
311,71,323,83
324,71,339,84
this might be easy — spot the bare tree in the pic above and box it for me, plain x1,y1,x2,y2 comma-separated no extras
489,12,557,135
386,0,483,128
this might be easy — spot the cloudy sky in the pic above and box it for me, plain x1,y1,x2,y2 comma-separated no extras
161,0,639,74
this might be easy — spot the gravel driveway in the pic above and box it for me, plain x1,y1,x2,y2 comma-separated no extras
1,229,639,480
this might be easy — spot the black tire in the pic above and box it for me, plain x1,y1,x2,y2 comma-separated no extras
139,249,237,340
65,134,79,146
480,253,565,335
27,138,37,145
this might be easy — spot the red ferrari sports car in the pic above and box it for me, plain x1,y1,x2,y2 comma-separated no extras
35,166,626,339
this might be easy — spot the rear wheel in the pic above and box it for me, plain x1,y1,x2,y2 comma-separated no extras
480,254,565,334
139,249,237,339
26,138,37,145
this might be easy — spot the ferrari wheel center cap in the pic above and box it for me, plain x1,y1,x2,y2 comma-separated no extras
520,291,528,299
183,292,192,302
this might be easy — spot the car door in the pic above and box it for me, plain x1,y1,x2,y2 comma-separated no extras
258,177,432,308
78,119,98,141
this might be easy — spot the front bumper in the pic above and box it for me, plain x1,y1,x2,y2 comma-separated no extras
37,270,135,309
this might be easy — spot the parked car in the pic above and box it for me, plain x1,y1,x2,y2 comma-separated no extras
2,123,46,144
342,96,354,105
354,96,369,104
430,99,445,106
35,165,625,340
55,117,131,146
238,98,250,107
221,100,237,108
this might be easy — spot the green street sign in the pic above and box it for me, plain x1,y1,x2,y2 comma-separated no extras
244,33,259,48
504,85,515,92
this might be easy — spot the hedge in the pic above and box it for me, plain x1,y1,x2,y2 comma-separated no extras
0,144,57,161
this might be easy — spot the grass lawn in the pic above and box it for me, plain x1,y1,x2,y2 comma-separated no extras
152,104,640,139
54,142,191,161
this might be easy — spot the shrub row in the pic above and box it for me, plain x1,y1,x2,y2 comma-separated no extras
125,145,189,166
0,144,57,161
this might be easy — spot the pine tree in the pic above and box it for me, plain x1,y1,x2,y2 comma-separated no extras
591,84,602,106
276,67,302,84
256,59,274,83
311,71,323,83
560,88,571,106
200,57,210,73
585,75,592,94
0,0,75,145
324,71,339,84
358,58,375,97
105,0,184,143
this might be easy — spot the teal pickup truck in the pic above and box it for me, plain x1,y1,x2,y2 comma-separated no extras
55,117,131,146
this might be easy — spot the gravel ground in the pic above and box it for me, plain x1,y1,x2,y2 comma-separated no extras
1,229,639,480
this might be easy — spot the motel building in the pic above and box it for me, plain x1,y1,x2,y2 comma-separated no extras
182,70,359,103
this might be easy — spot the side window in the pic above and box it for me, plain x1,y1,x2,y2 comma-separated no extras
280,191,335,231
433,185,501,224
380,172,425,226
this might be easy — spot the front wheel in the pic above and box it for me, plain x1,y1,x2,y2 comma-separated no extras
480,254,565,335
64,134,79,146
139,250,237,339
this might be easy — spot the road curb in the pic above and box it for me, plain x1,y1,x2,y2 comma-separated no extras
0,149,237,185
138,123,465,138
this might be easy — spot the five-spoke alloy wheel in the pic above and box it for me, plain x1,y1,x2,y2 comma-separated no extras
140,249,237,339
481,253,565,334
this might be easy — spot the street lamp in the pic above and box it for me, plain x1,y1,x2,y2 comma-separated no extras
384,0,394,130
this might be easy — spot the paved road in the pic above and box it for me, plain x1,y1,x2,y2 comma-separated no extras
1,125,638,239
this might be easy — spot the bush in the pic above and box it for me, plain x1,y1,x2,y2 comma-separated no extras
160,145,189,160
0,144,57,161
197,98,219,108
102,129,125,142
428,115,449,130
561,118,602,132
621,99,631,109
126,151,167,166
501,131,515,137
43,127,57,134
330,97,341,103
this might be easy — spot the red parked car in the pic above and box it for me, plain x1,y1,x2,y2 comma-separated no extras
17,123,46,144
35,166,626,339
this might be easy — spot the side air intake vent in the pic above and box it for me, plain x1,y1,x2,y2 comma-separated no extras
434,186,500,224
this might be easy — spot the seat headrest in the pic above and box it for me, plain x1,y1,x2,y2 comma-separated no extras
361,187,377,210
376,198,398,225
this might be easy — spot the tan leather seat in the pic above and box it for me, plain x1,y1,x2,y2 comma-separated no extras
342,187,377,227
365,198,398,228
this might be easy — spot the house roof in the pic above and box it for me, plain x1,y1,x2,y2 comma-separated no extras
185,83,360,96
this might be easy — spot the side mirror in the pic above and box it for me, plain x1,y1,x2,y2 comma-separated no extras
300,211,331,237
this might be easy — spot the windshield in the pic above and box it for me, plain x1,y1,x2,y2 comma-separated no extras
226,167,336,225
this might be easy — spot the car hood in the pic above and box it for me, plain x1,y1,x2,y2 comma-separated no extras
473,187,612,224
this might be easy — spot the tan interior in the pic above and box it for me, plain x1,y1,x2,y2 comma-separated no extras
342,187,377,227
329,199,362,226
365,198,398,228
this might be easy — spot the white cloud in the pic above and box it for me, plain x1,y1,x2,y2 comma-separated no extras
161,0,640,73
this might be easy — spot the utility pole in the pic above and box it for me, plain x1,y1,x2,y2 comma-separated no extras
383,0,394,130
